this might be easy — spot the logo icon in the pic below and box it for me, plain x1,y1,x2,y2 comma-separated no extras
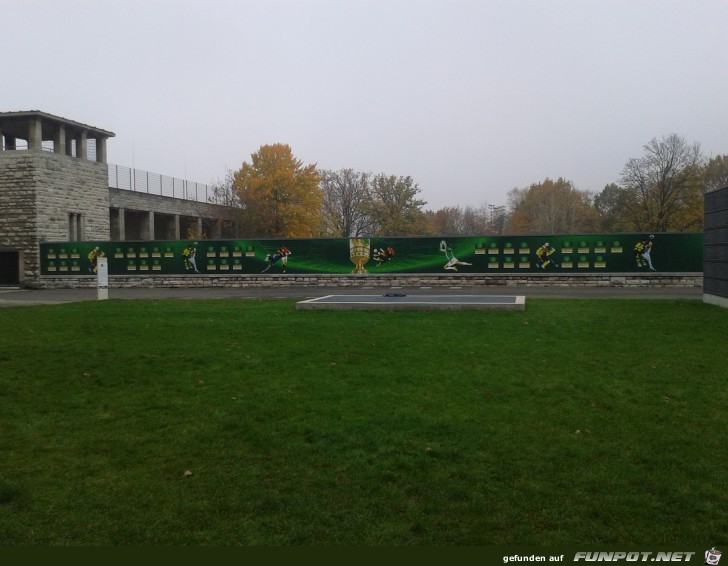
706,548,722,566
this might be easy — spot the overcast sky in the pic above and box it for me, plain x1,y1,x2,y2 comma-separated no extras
3,0,727,210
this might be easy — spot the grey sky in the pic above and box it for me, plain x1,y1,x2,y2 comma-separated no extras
3,0,727,210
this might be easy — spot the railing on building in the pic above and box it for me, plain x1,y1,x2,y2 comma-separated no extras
108,163,211,203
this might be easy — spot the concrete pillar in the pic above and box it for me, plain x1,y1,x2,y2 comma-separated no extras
79,130,88,160
96,137,107,163
174,215,181,240
148,211,155,240
0,123,3,150
28,116,42,151
69,213,78,241
110,209,118,240
65,135,74,157
4,136,16,150
54,125,66,155
196,217,203,238
118,208,126,241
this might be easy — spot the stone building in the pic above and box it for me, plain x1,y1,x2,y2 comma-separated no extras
0,111,112,285
0,110,235,286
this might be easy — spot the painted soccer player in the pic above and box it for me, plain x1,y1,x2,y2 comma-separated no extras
183,242,200,273
535,242,558,269
641,235,655,271
439,240,472,271
633,235,655,270
373,245,395,265
262,245,291,273
88,246,105,273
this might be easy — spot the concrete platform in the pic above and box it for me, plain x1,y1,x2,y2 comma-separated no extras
296,294,526,311
0,284,702,307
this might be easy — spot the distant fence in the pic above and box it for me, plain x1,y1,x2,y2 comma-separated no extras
107,163,212,203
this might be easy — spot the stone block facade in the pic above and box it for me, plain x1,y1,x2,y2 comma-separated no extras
36,272,703,290
1,110,114,284
0,151,108,281
0,153,37,269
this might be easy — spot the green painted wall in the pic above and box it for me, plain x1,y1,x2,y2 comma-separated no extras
40,232,703,276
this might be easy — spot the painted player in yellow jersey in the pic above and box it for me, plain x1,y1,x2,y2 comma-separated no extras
535,242,558,269
633,235,655,270
88,246,105,273
183,242,200,273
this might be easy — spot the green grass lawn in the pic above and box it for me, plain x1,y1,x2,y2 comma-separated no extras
0,298,726,545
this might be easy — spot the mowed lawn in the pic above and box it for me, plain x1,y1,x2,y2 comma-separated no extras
0,298,726,545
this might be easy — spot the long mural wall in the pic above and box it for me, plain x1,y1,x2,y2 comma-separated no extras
39,233,703,276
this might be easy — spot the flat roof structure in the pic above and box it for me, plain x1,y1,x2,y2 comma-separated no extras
0,110,115,138
0,110,115,162
296,294,526,311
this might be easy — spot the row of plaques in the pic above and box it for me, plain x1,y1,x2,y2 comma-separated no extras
46,246,258,260
47,242,625,260
474,242,623,255
46,256,610,272
486,256,608,268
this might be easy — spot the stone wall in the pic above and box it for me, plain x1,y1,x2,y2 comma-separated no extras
0,151,108,280
36,272,703,290
0,153,37,280
35,153,109,241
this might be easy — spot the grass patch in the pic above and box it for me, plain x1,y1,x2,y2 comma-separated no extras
0,298,726,545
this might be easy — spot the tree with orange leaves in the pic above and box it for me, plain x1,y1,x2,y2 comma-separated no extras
232,144,322,237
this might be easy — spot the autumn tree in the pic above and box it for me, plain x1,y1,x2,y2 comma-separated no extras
232,144,322,237
318,169,374,237
366,174,430,236
426,206,466,235
703,154,728,193
209,168,241,208
425,203,503,235
505,178,599,234
620,134,704,232
463,204,500,234
594,183,636,232
206,168,244,237
487,205,508,234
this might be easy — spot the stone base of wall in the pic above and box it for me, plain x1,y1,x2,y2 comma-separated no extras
34,273,704,290
703,292,728,308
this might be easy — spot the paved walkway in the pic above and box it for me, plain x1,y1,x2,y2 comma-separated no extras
0,284,703,306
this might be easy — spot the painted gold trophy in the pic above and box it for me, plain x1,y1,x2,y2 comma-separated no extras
349,238,371,274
